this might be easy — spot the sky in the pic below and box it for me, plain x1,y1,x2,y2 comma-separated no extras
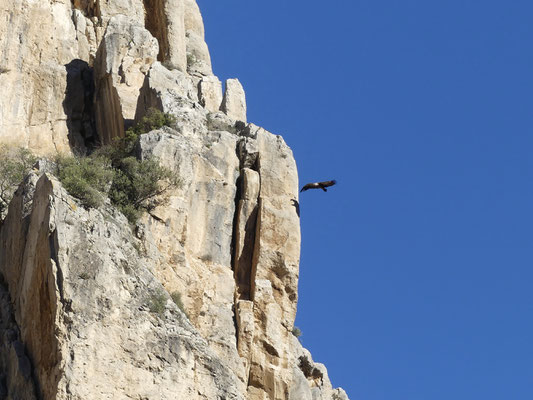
197,1,533,399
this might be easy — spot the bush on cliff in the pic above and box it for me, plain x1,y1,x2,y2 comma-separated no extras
0,146,37,215
170,291,188,317
291,327,302,338
107,108,177,159
56,155,114,208
109,157,180,223
57,109,180,223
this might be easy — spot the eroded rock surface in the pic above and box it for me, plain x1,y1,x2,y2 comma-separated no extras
0,173,245,399
0,0,216,154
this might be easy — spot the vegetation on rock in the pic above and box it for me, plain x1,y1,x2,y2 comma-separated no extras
109,156,179,223
292,327,302,338
170,291,187,317
147,290,167,315
0,146,37,215
57,108,180,223
56,155,114,208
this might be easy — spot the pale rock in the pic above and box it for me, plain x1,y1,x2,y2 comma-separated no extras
137,129,247,386
237,126,301,400
199,75,223,112
186,31,213,76
94,15,159,143
184,0,205,37
96,0,145,26
0,0,216,153
221,78,247,122
207,112,245,135
237,136,260,168
184,0,213,76
289,338,350,400
0,0,79,154
145,0,187,72
136,61,200,117
0,173,246,400
235,300,255,377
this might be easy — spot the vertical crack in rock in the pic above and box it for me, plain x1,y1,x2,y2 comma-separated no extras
63,59,98,153
143,0,170,64
233,168,260,301
232,136,260,383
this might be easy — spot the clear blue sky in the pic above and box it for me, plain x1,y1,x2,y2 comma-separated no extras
198,1,533,398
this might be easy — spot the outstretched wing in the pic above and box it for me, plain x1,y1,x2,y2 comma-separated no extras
319,180,337,188
300,183,315,192
300,180,337,192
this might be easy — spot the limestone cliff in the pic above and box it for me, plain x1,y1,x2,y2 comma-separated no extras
0,1,349,399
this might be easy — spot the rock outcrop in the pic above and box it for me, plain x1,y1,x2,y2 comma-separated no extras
0,172,244,399
0,1,349,399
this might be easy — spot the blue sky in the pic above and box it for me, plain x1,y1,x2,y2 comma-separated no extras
198,1,533,398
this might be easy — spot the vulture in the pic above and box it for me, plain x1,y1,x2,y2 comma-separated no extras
300,180,337,193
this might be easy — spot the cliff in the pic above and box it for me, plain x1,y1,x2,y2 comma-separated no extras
0,1,349,399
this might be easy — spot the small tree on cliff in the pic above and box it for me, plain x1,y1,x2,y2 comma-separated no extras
0,146,37,216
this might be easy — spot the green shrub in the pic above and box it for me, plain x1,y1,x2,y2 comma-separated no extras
119,108,176,155
186,53,197,67
56,155,114,208
109,157,180,224
56,110,179,222
147,291,167,315
292,327,302,338
170,291,186,315
0,146,37,215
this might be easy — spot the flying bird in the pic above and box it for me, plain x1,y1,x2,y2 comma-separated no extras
300,180,337,193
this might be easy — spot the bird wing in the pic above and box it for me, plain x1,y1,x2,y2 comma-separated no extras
300,183,313,192
320,180,337,187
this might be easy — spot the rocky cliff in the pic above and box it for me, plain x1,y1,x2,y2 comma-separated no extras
0,1,349,399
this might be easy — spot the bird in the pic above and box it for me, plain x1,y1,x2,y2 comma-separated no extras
300,180,337,193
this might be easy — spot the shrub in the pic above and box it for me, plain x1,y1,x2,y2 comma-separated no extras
147,291,167,315
56,155,114,208
292,327,302,338
170,291,187,315
119,108,176,155
0,146,37,215
109,157,180,223
56,110,179,222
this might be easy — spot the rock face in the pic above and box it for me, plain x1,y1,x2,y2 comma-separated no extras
0,173,244,399
221,79,248,122
0,0,216,154
0,1,350,399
